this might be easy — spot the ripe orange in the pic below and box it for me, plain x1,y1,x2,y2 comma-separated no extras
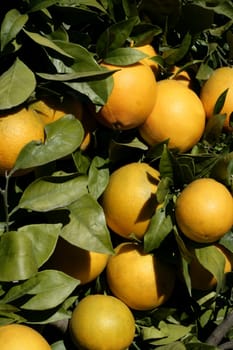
200,66,233,131
69,294,135,350
106,242,175,311
139,79,206,153
175,178,233,243
133,44,159,75
45,237,109,285
29,95,93,151
0,107,45,174
101,162,160,240
96,62,157,130
188,244,233,291
0,324,51,350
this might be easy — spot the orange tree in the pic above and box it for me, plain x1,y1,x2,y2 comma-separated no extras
0,1,233,349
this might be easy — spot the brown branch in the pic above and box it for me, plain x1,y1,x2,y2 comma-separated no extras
206,309,233,346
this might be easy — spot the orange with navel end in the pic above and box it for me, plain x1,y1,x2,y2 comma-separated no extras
200,66,233,131
96,62,157,130
139,79,206,153
101,162,160,240
69,294,135,350
0,107,45,174
175,178,233,243
188,244,233,291
0,324,51,350
106,242,175,311
45,237,109,285
133,44,159,76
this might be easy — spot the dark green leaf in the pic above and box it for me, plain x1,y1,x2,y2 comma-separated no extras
163,33,192,65
213,89,229,115
203,114,226,144
13,116,84,172
159,146,174,181
27,0,58,12
61,194,114,254
96,17,139,58
186,342,219,350
0,58,36,110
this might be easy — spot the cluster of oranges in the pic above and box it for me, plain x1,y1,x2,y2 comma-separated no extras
1,44,233,350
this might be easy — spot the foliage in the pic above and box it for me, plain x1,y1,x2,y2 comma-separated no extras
0,0,233,349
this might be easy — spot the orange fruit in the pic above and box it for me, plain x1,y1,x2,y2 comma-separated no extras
139,79,206,153
96,62,157,130
0,323,51,350
188,244,233,291
175,178,233,243
69,294,135,350
133,44,159,75
30,95,93,151
45,237,109,285
106,242,175,311
0,107,45,174
101,162,160,240
200,66,233,131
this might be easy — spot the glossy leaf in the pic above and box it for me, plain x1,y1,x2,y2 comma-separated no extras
61,194,114,254
18,174,88,212
103,47,147,65
13,116,84,172
0,58,36,110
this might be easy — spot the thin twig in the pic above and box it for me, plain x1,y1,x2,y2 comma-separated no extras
206,309,233,346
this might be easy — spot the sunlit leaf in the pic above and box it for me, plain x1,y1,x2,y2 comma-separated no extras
12,116,84,172
21,270,80,310
61,194,114,254
17,174,88,212
103,47,147,65
0,58,36,110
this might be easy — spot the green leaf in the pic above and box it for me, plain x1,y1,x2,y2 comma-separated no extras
51,340,67,350
186,342,219,350
0,58,36,110
163,33,192,65
23,29,73,58
0,231,38,282
88,156,109,199
21,270,80,310
61,194,114,254
103,47,147,65
213,88,229,115
144,207,173,252
27,0,58,12
155,342,186,350
194,245,226,292
18,224,61,267
193,0,233,19
152,321,193,345
203,114,226,144
17,174,88,212
13,115,84,172
159,145,174,181
0,9,28,51
96,17,139,58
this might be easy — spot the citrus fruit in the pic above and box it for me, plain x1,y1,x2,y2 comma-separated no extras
106,242,175,311
139,79,206,153
96,62,157,130
0,107,45,174
0,323,51,350
175,178,233,243
188,244,233,291
29,95,92,151
101,162,160,240
133,44,159,75
200,66,233,131
69,294,135,350
46,237,109,285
